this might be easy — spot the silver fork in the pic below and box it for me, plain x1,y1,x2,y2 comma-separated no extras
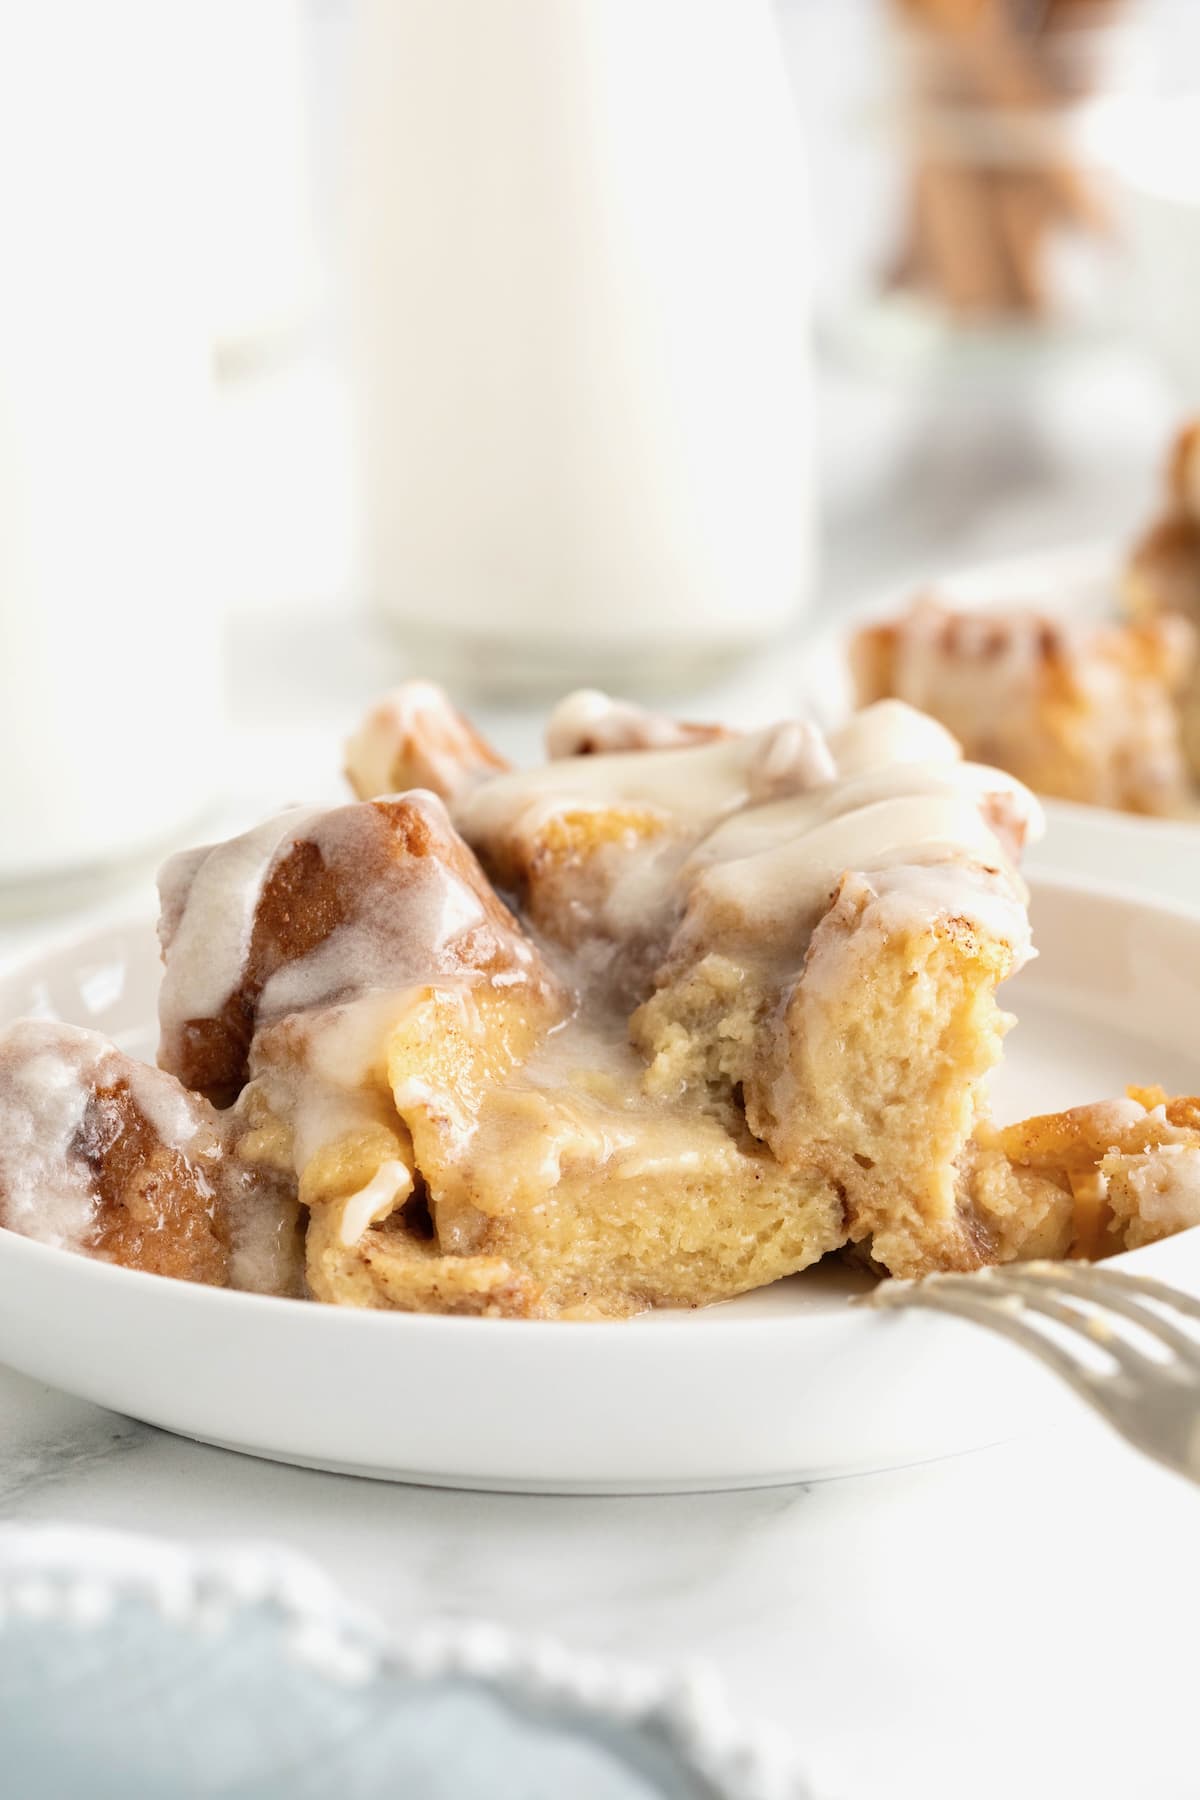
871,1261,1200,1485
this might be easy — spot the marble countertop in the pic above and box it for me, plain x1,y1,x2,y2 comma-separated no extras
3,1361,1196,1800
2,348,1196,1799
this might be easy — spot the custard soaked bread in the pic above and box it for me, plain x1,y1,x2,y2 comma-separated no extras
331,684,1164,1303
2,688,1198,1315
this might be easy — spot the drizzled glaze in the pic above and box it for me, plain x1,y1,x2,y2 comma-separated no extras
0,1021,102,1249
255,804,500,1021
459,700,1020,838
682,761,1033,961
0,1020,304,1293
544,690,726,758
454,699,1042,969
158,793,551,1095
158,808,320,1058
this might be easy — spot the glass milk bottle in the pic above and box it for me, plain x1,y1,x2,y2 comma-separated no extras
345,0,812,693
0,3,217,897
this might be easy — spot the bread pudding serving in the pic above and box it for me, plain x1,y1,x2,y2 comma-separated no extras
852,598,1195,818
850,418,1200,818
1,687,1198,1318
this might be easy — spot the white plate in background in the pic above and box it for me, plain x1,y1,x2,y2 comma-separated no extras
0,877,1198,1494
796,540,1199,908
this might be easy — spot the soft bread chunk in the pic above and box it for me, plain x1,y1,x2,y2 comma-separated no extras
544,690,731,758
235,922,844,1316
440,697,1046,1289
0,1021,303,1292
344,681,510,805
852,595,1195,816
157,791,552,1108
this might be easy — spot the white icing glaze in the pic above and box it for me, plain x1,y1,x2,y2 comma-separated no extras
339,1158,413,1246
858,861,1033,965
460,698,1033,845
824,697,965,775
125,1059,213,1156
747,720,835,801
249,989,425,1173
687,758,1037,875
160,792,539,1063
457,698,1042,967
256,805,495,1023
0,1022,303,1295
687,790,1029,960
0,1021,100,1250
158,807,320,1048
457,717,820,848
544,690,715,758
0,1022,223,1255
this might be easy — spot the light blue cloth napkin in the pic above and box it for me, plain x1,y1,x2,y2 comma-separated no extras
0,1527,810,1800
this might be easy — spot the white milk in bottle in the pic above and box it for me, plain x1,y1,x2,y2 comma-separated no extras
346,0,812,692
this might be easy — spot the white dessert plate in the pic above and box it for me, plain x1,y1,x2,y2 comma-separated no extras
1,876,1199,1495
795,540,1200,908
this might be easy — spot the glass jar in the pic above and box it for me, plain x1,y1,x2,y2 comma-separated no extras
826,0,1148,374
344,0,814,696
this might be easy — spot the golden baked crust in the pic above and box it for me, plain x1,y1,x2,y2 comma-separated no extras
976,1088,1200,1259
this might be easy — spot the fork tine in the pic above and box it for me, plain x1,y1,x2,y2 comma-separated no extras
1020,1261,1200,1326
1002,1263,1200,1366
872,1278,1114,1409
970,1271,1177,1382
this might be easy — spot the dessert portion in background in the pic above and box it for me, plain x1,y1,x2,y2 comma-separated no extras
851,598,1193,815
885,0,1133,322
1,687,1198,1318
851,416,1200,815
1126,418,1200,780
